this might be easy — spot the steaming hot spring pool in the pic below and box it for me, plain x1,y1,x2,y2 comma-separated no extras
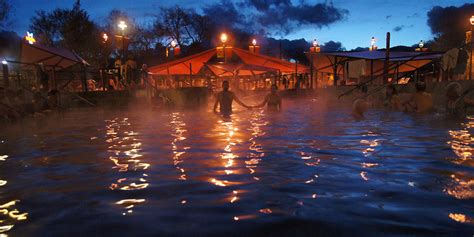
0,98,473,236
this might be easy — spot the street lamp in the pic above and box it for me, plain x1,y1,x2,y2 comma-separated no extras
419,40,424,49
167,40,180,59
220,33,228,63
102,33,108,43
249,38,260,53
370,37,377,51
118,20,128,60
2,59,8,88
310,39,320,53
469,15,474,80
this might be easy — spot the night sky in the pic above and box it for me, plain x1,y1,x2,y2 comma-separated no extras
7,0,472,49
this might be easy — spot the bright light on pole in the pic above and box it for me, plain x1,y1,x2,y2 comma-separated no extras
370,37,377,51
252,39,257,46
102,33,108,43
170,40,177,48
469,16,474,80
118,21,127,32
313,39,318,48
220,33,228,44
419,40,424,49
1,59,7,65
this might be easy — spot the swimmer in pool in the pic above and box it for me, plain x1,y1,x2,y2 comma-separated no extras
253,84,282,111
402,82,433,113
445,82,474,118
384,84,402,111
213,81,251,117
352,85,368,119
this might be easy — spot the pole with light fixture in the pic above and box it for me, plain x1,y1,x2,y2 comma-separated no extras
309,39,320,89
221,33,228,63
370,37,377,51
2,59,9,88
469,15,474,80
249,39,260,54
118,20,128,61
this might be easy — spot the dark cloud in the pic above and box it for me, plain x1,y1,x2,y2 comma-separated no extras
256,2,348,35
385,15,392,19
321,40,345,51
202,0,247,29
202,0,348,36
244,0,291,11
393,25,404,32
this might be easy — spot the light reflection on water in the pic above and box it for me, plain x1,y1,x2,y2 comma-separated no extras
0,154,28,236
105,118,150,215
446,116,474,224
0,99,473,236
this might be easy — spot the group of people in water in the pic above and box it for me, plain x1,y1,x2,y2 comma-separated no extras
0,86,60,123
352,81,474,119
212,79,474,120
213,81,282,117
3,77,474,124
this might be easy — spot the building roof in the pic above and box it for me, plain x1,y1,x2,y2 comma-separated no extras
149,47,308,76
20,41,88,70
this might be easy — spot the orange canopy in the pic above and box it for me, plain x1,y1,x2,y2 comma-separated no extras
149,47,307,76
232,47,308,73
148,48,216,75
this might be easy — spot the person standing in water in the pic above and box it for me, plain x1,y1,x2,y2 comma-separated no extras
352,85,369,119
445,82,474,118
401,82,433,113
213,81,251,117
253,84,282,111
384,84,402,110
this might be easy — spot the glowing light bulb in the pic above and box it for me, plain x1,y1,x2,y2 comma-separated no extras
118,21,128,31
171,40,177,48
220,33,228,44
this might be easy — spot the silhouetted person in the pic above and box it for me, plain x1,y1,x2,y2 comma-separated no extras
213,81,251,117
254,84,282,111
402,82,433,113
352,85,368,119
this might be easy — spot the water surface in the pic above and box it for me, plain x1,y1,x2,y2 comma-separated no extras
0,98,473,236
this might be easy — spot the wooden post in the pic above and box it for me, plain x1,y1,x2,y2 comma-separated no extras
82,64,88,92
384,32,391,84
370,59,374,82
333,56,338,86
310,53,314,89
2,63,9,88
189,63,192,87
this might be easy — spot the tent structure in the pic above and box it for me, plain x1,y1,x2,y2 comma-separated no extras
19,41,89,70
306,50,443,85
149,47,308,76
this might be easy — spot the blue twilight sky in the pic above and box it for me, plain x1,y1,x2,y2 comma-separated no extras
6,0,472,49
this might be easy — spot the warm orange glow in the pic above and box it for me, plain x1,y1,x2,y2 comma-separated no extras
102,33,108,42
220,33,228,44
252,39,257,46
470,15,474,25
118,20,128,31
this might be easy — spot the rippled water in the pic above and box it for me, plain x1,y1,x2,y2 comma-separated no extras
0,98,473,236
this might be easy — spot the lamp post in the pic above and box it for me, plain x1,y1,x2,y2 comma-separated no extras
118,20,127,61
419,40,424,49
249,39,260,53
309,39,320,89
221,33,228,63
469,15,474,80
370,37,377,51
2,59,8,88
